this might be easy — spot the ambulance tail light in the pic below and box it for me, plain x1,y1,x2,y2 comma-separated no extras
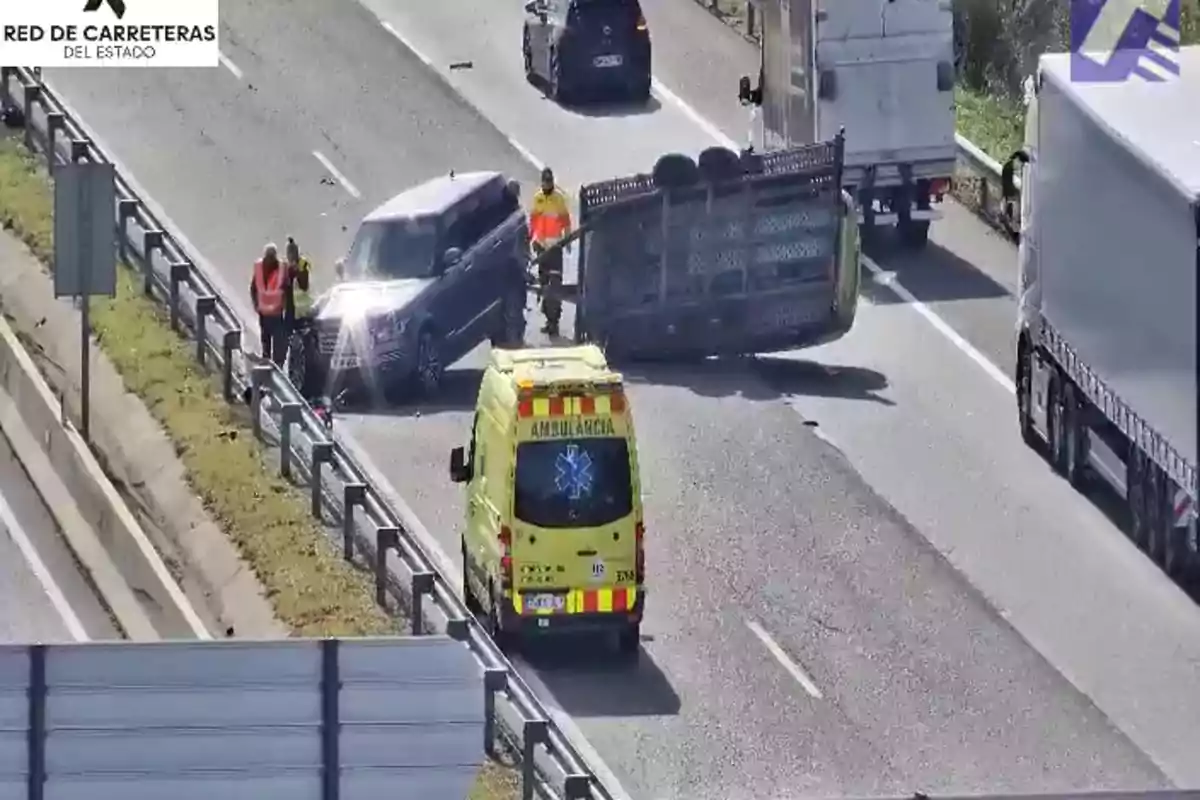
499,526,514,588
634,521,645,583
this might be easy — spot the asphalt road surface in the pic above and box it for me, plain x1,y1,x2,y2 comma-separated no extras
42,0,1200,795
0,429,117,642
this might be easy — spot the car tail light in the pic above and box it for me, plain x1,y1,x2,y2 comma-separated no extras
634,521,645,583
499,526,513,588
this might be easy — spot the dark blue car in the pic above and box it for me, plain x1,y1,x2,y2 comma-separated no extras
302,171,528,402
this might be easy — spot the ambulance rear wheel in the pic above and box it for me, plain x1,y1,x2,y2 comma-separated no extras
415,329,445,396
616,623,640,661
461,546,482,615
488,583,515,653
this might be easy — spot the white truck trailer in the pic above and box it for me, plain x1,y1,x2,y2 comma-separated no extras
1004,49,1199,586
737,0,957,249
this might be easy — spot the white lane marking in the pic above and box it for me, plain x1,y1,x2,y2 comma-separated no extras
380,20,436,69
649,82,1017,395
745,619,823,699
312,150,362,199
218,52,243,80
0,484,88,641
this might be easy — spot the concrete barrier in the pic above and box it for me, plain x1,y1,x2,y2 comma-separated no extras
0,315,207,640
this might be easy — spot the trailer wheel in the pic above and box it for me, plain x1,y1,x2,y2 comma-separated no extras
1047,375,1067,476
1146,464,1167,565
1127,451,1149,550
1061,384,1088,487
1163,495,1188,579
897,216,930,249
1016,339,1038,448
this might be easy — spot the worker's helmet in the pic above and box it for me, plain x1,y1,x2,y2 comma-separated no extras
263,242,278,261
540,167,554,185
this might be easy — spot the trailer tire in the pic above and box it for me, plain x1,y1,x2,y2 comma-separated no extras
1061,384,1088,487
1016,340,1038,448
1128,451,1149,550
1146,464,1167,566
1164,506,1189,579
1047,375,1067,476
897,217,930,249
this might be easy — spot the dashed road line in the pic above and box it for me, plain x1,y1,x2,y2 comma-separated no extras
745,619,823,699
218,52,243,80
312,150,362,198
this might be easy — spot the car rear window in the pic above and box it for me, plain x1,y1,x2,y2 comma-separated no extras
568,0,642,25
514,437,633,528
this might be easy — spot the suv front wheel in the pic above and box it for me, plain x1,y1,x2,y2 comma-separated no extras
414,329,445,395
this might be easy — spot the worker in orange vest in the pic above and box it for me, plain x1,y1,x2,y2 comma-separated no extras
528,167,571,336
249,242,289,366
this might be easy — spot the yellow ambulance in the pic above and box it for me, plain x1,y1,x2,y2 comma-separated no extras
449,344,644,658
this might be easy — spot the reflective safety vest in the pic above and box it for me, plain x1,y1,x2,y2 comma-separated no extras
292,257,314,318
529,188,571,244
254,259,285,317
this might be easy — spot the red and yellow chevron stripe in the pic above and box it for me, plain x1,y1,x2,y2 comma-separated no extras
517,392,626,418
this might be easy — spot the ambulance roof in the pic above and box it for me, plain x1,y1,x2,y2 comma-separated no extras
489,345,622,388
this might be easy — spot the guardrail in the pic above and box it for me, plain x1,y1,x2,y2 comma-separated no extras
690,0,1021,235
0,66,608,800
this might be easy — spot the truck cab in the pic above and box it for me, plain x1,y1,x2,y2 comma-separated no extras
739,0,956,248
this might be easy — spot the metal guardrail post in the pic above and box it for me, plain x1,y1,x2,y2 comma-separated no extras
521,719,549,800
376,526,399,607
311,441,333,518
117,199,137,265
320,638,340,800
483,668,507,757
221,329,241,402
69,139,87,165
195,296,216,365
45,113,63,174
0,67,13,107
22,84,41,152
27,644,46,800
249,365,272,440
745,2,756,38
411,571,434,635
444,614,469,641
564,774,592,800
279,403,302,478
342,483,366,561
142,230,164,296
168,262,189,332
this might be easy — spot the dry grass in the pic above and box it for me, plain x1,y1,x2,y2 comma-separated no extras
0,134,517,798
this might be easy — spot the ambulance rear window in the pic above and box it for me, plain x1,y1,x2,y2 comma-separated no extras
514,438,633,528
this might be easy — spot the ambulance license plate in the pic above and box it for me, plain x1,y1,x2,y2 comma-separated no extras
593,54,623,68
524,593,565,612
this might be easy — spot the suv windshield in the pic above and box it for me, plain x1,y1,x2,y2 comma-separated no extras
344,218,438,280
514,438,633,528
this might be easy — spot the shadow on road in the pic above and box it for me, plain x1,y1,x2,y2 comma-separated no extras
521,636,681,718
862,235,1012,306
564,95,662,119
751,356,893,406
333,367,483,418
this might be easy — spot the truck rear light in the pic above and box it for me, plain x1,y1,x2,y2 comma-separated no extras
499,526,513,587
636,14,647,30
635,521,645,583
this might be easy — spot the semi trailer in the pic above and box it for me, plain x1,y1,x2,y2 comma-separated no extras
1004,49,1199,585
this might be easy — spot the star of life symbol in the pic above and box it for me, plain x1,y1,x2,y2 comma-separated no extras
1070,0,1180,82
554,445,594,500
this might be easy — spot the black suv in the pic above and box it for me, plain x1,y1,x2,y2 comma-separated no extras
300,171,528,402
523,0,652,104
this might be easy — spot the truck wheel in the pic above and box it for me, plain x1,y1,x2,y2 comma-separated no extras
1128,452,1149,550
550,50,570,104
1047,376,1066,475
1016,342,1038,448
522,32,535,84
1164,501,1188,579
616,623,640,661
1061,384,1088,487
1146,465,1166,565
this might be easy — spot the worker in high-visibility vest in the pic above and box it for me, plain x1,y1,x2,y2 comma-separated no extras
249,242,288,366
284,237,321,401
528,167,571,336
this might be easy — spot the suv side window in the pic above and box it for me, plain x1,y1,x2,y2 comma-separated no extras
445,180,521,255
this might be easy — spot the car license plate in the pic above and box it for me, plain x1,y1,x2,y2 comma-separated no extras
593,54,623,68
524,593,565,612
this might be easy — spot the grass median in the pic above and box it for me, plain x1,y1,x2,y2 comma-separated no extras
0,135,518,800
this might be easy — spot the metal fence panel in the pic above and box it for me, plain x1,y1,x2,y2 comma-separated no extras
0,637,484,800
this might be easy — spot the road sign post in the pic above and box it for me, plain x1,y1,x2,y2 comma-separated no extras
53,161,116,441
